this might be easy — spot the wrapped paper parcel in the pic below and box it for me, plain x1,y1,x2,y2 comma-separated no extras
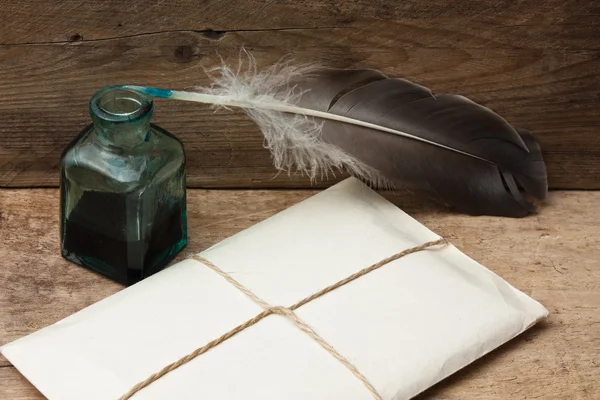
1,177,548,400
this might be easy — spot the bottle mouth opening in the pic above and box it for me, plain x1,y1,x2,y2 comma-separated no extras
90,86,153,123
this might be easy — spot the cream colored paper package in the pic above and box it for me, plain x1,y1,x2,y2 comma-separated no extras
1,178,548,399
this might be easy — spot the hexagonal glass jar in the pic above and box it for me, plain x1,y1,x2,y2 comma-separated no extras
60,86,187,285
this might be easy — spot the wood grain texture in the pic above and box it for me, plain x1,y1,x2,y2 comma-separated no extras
1,0,598,48
0,0,599,189
1,188,599,398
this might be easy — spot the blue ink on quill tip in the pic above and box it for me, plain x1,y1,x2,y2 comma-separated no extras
142,87,173,98
122,85,173,99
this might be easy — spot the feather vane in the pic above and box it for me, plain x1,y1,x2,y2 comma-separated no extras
125,55,547,217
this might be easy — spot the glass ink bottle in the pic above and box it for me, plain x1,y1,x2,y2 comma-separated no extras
60,86,187,285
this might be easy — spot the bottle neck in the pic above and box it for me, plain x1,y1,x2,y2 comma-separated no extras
90,86,154,150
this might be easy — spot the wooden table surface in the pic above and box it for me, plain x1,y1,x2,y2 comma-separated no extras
1,188,599,399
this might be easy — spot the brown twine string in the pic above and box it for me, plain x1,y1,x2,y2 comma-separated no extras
119,238,448,400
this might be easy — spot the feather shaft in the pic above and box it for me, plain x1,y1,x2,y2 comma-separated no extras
125,85,488,163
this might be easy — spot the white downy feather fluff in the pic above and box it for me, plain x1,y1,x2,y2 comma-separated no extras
191,53,382,184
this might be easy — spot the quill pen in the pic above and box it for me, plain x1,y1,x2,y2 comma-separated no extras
124,56,547,217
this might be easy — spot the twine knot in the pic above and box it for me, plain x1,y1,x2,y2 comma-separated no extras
269,305,294,316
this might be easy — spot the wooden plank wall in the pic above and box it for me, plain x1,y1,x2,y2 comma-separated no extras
0,0,598,189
